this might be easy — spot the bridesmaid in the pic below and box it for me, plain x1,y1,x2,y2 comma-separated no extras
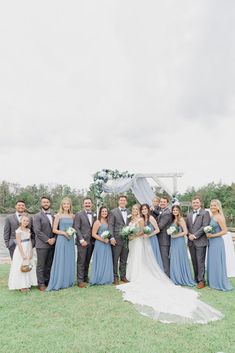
169,205,195,286
47,197,75,291
140,203,164,271
90,206,114,285
207,199,233,291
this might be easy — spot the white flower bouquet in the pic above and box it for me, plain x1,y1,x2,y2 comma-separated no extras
167,224,179,238
204,225,216,234
100,230,110,239
65,227,76,240
121,225,138,247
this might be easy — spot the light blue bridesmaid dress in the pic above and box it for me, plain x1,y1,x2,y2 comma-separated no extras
207,219,233,291
47,217,75,291
146,221,164,271
170,225,195,286
90,223,114,285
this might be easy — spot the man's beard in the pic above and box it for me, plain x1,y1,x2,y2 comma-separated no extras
42,205,50,211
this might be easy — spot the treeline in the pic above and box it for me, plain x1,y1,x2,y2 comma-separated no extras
0,181,235,225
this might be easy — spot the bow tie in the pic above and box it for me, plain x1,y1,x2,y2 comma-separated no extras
86,211,92,215
121,208,126,212
193,210,198,214
45,212,51,215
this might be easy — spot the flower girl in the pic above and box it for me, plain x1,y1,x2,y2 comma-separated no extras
8,213,37,292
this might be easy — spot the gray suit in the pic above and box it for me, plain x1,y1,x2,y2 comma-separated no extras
186,209,210,283
33,211,55,285
3,213,35,259
157,208,172,277
73,210,96,283
108,208,130,280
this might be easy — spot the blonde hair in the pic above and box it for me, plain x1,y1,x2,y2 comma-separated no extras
58,197,73,214
19,213,30,228
210,199,225,218
131,204,140,219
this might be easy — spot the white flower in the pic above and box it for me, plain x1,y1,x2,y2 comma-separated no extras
204,226,213,233
98,171,107,178
95,179,104,185
127,214,132,218
66,227,76,237
100,230,110,239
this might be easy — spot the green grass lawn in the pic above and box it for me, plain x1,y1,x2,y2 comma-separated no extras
0,264,234,353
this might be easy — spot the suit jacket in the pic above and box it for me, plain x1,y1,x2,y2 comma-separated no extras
108,208,130,246
73,210,97,246
157,207,172,246
4,214,35,249
186,209,210,247
33,211,55,249
151,206,161,220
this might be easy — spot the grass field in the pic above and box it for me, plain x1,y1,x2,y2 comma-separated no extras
0,264,234,353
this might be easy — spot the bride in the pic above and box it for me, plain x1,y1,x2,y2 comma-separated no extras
117,204,223,324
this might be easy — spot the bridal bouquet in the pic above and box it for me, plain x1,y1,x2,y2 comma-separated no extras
100,230,110,239
167,224,179,238
121,225,138,246
65,227,76,240
204,225,216,235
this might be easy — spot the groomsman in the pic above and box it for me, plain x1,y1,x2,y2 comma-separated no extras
3,200,35,259
157,196,172,277
186,196,210,289
108,195,130,285
150,196,161,220
33,196,56,291
74,198,96,288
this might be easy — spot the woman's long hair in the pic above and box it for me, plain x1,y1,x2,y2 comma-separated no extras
98,206,109,221
140,203,150,222
58,197,73,214
171,205,183,225
210,199,225,218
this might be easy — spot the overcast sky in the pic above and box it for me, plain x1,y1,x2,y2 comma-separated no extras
0,0,234,194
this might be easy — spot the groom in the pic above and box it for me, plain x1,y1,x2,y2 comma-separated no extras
157,196,172,277
186,196,210,289
109,195,130,285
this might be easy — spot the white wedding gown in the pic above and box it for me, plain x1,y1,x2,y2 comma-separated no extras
117,233,223,324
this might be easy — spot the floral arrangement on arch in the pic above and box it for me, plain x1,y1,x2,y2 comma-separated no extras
93,169,134,206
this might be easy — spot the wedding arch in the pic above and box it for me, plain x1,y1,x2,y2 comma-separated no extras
93,169,183,207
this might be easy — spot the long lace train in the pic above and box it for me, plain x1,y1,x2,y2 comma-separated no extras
117,237,223,324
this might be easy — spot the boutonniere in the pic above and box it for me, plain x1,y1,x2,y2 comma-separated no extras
127,214,132,219
93,213,97,217
159,211,162,215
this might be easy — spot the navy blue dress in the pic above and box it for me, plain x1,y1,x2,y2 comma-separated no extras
47,217,75,291
170,225,195,286
207,219,233,291
90,223,114,285
146,221,164,271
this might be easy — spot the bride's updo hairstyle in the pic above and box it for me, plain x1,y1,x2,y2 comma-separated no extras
131,204,140,219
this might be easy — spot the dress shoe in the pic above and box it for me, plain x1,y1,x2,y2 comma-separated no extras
78,282,86,288
121,277,129,283
38,285,46,292
113,278,119,285
197,281,205,289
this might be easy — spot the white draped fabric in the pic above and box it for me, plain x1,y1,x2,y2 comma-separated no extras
102,176,155,205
